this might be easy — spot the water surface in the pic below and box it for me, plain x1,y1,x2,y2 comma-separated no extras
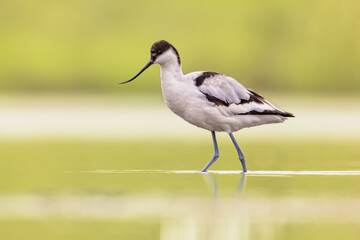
1,139,359,239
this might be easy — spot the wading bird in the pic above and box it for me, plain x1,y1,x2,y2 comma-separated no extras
120,40,294,172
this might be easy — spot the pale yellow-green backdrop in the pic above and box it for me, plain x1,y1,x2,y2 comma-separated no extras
1,1,360,240
0,0,359,94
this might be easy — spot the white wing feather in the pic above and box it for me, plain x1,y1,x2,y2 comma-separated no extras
196,73,289,116
198,74,249,104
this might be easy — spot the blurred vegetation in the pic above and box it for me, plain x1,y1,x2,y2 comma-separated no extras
0,0,359,94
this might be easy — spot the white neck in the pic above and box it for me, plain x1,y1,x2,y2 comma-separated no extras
159,61,183,81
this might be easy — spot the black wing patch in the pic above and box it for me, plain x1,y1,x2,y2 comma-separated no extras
204,93,230,107
243,89,294,117
243,89,265,104
236,110,294,117
239,89,264,104
202,88,265,106
195,72,219,86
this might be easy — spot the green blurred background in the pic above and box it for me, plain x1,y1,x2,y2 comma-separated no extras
0,0,359,94
1,1,360,239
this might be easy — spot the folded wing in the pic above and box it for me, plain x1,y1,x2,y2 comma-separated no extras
195,72,294,117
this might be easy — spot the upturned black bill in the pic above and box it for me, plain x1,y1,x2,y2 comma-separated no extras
118,60,154,84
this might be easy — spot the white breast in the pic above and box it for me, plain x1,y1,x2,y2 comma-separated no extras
160,68,200,118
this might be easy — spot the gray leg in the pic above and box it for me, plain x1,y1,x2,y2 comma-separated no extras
228,132,247,172
201,131,219,172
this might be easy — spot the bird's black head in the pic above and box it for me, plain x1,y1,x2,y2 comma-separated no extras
119,40,180,84
150,40,181,65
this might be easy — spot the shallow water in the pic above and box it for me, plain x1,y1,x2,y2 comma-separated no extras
2,171,360,239
1,139,360,239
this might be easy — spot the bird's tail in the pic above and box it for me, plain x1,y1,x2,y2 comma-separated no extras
281,111,295,117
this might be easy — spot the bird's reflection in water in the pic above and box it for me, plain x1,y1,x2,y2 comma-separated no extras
203,172,247,198
236,173,247,196
161,173,252,240
199,173,249,240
